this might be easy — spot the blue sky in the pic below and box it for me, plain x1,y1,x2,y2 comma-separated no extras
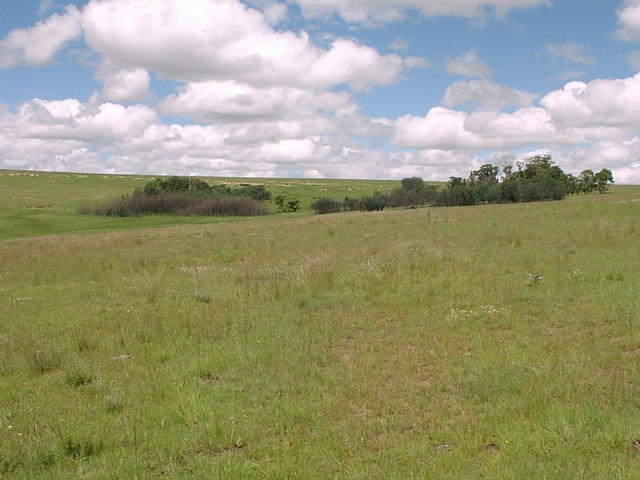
1,0,640,182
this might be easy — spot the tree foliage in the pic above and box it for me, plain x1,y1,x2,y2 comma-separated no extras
140,176,271,200
274,195,300,212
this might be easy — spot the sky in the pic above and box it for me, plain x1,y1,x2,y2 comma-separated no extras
1,1,640,182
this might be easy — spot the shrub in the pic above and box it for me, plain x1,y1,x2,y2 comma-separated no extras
499,181,521,203
360,191,387,211
31,346,62,374
343,196,360,211
232,184,271,200
80,192,269,217
311,198,343,214
387,188,418,208
274,195,300,212
387,180,438,208
65,363,93,387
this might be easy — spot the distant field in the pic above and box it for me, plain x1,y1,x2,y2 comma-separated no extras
1,171,639,478
0,170,397,239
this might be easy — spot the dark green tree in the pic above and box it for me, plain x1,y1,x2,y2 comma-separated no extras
469,164,499,185
578,169,596,194
594,168,614,194
400,177,425,191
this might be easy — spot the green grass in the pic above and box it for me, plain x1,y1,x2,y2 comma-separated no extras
0,170,395,240
1,171,639,478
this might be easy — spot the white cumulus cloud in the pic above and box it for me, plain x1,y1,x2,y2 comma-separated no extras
159,81,356,122
7,96,158,141
0,4,82,68
98,64,151,103
81,0,407,90
540,74,640,129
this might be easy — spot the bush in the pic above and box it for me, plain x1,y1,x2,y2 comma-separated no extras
142,176,191,194
437,185,481,207
311,198,343,214
499,181,521,203
274,195,300,212
140,177,271,200
360,191,387,211
79,192,269,217
343,196,360,211
232,184,271,201
387,183,438,208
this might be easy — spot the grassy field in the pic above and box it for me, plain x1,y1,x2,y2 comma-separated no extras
0,170,395,240
1,171,640,478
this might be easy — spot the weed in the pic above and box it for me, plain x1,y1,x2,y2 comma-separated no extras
606,272,624,281
104,388,125,413
193,293,212,303
64,363,93,387
31,346,62,374
63,436,104,459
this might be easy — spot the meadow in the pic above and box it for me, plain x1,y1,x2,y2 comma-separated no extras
1,170,639,478
0,170,393,240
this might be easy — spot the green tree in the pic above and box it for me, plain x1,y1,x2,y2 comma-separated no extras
578,169,596,194
448,177,465,188
469,164,499,185
188,178,211,192
400,177,425,191
564,174,579,195
594,168,614,194
522,155,555,183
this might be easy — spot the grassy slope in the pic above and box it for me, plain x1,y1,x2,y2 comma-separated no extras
0,170,395,240
1,173,639,478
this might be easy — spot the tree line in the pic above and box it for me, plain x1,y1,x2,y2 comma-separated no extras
311,156,614,213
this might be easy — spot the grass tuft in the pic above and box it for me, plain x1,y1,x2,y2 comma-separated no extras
30,346,63,374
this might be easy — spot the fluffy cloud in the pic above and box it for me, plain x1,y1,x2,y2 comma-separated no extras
395,108,484,150
82,0,407,90
98,64,150,103
0,4,82,68
393,73,640,182
159,81,356,122
616,0,640,41
442,80,538,110
287,0,549,24
5,96,157,142
445,51,493,79
540,74,640,129
394,107,555,151
397,73,640,149
263,2,288,24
